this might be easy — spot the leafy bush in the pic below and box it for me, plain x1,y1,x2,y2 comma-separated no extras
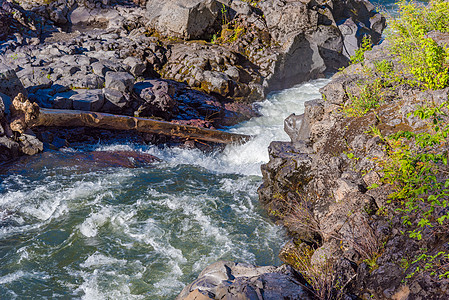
378,102,449,239
350,36,372,65
343,79,385,117
387,0,449,89
367,101,449,279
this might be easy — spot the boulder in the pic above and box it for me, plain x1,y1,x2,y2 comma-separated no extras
176,261,312,300
334,0,386,58
161,43,264,101
0,136,19,160
69,6,120,29
260,0,318,45
339,18,359,58
91,61,110,77
0,92,11,116
257,0,386,89
134,79,177,118
52,91,77,109
285,99,325,144
0,63,28,99
284,113,303,144
17,130,43,156
70,89,105,111
105,71,135,93
123,57,146,77
183,290,212,300
71,74,105,90
101,88,129,113
145,0,226,40
268,33,326,90
258,0,325,88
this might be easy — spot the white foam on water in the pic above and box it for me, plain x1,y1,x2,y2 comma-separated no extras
0,172,132,240
151,261,186,297
79,207,112,238
0,271,28,285
76,270,145,300
17,246,30,263
221,78,329,175
74,252,148,300
93,79,329,176
0,271,48,285
0,78,328,299
157,193,231,243
81,252,127,269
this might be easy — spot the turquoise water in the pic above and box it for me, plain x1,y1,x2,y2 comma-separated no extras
0,79,329,299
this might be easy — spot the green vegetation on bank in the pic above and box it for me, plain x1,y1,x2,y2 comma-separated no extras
349,35,372,65
349,0,449,282
389,0,449,89
344,0,449,116
284,0,449,297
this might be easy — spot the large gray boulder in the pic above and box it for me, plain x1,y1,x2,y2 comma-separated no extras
105,71,135,93
71,89,105,111
134,79,178,118
268,33,326,90
0,92,11,116
177,261,312,300
339,18,359,58
258,0,385,90
260,0,318,45
69,6,122,29
161,43,264,101
333,0,386,58
145,0,226,40
0,63,28,99
101,88,129,113
123,56,147,77
258,0,326,89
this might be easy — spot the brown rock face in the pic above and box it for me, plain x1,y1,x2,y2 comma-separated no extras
258,41,449,299
150,0,386,99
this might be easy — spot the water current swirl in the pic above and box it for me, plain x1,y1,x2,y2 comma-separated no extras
0,79,329,299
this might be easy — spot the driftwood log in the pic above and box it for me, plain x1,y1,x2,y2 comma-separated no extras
10,93,252,144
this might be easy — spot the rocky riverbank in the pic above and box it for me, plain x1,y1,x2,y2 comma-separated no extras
0,0,384,162
181,1,449,297
0,0,395,298
257,36,449,299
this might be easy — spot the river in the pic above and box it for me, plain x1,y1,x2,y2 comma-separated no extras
0,78,329,299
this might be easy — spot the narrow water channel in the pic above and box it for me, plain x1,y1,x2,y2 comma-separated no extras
0,78,329,299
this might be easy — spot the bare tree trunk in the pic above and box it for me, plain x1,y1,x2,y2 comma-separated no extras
11,94,252,145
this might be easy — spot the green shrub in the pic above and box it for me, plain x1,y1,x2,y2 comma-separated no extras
339,0,449,282
373,60,394,76
368,101,449,279
382,102,449,236
387,0,449,89
343,79,385,117
350,36,372,65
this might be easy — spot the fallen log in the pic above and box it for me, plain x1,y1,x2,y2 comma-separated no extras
10,93,252,145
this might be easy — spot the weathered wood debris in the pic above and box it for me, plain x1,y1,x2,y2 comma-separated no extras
10,93,252,145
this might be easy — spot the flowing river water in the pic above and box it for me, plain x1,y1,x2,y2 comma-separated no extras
0,79,329,299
